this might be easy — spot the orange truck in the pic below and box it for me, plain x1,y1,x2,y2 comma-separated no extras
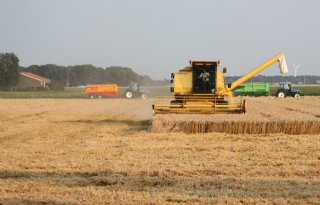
85,84,118,99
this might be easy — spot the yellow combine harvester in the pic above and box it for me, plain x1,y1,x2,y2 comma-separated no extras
153,52,288,114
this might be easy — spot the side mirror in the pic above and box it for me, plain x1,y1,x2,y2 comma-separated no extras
171,73,175,79
223,67,227,73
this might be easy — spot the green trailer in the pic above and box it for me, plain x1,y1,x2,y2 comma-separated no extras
233,83,270,96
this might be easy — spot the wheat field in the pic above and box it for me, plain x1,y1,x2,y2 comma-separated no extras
0,97,320,204
152,96,320,134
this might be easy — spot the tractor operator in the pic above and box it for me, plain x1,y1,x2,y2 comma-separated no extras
199,69,210,91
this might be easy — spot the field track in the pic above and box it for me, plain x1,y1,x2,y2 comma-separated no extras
0,97,320,204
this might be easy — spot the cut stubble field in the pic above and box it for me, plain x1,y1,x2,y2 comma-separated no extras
0,97,319,204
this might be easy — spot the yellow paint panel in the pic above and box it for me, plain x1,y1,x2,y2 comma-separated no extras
215,70,225,93
174,71,192,95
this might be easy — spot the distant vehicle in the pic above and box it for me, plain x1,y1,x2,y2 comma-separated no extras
124,82,148,99
233,83,270,96
85,83,149,99
85,84,118,99
276,82,304,98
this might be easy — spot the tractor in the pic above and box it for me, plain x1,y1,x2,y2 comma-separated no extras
276,82,304,98
124,82,149,99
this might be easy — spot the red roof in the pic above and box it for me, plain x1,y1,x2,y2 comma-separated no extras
20,72,50,82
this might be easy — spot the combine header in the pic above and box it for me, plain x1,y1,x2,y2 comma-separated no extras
153,52,288,114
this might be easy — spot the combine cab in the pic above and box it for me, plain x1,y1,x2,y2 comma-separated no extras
153,52,288,114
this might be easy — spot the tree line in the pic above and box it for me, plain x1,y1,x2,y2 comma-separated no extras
1,53,319,91
0,53,169,90
21,63,320,86
20,64,169,87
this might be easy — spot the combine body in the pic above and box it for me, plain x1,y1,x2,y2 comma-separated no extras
153,52,288,114
85,84,118,99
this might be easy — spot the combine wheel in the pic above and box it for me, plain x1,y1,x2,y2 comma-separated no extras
141,93,148,100
89,94,95,99
125,91,133,99
294,93,300,98
97,94,103,99
277,91,286,98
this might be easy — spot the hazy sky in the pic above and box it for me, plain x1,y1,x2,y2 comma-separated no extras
1,0,319,79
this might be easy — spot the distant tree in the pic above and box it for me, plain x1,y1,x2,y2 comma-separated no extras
104,66,139,86
0,53,20,88
139,75,154,86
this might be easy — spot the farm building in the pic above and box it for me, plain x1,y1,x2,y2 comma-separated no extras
14,72,51,90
